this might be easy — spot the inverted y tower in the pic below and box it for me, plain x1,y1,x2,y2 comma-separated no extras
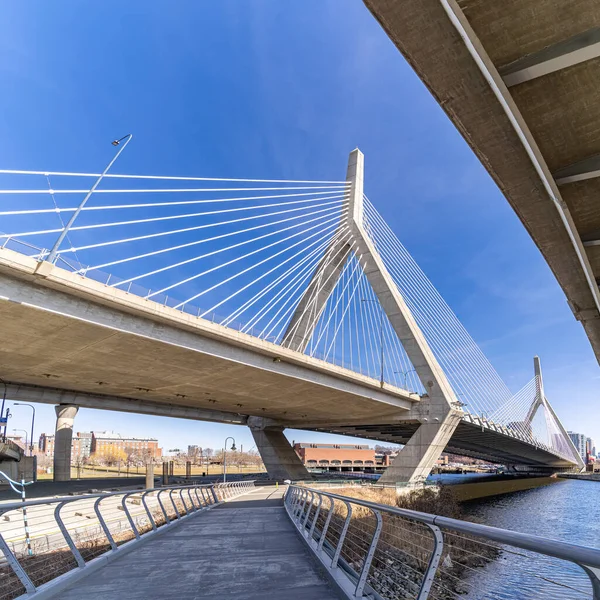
282,149,463,483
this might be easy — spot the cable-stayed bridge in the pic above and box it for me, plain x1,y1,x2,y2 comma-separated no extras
0,142,584,482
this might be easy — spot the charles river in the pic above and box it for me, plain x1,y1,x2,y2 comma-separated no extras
437,475,599,599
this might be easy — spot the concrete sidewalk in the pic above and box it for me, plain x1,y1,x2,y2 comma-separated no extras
58,486,340,599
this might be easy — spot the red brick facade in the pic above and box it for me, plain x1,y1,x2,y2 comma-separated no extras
294,443,389,471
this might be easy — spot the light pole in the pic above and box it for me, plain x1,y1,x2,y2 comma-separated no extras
362,299,385,387
0,378,7,441
223,436,237,483
46,134,132,263
395,368,417,391
13,429,28,453
14,403,35,456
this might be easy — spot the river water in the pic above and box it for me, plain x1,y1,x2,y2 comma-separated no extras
452,477,599,599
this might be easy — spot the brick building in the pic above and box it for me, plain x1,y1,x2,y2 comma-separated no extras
39,432,92,459
38,431,161,460
91,431,162,459
293,442,390,473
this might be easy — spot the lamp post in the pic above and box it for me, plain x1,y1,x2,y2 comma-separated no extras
223,436,237,483
13,429,28,453
362,299,385,387
14,403,35,456
46,134,132,263
0,378,7,441
395,368,417,391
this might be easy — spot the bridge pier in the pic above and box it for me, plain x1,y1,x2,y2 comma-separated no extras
249,418,311,480
379,410,462,484
53,404,79,482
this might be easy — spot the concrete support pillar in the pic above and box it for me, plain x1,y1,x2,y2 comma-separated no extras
145,463,154,489
185,461,191,478
249,418,311,480
378,411,462,484
162,461,169,485
53,404,79,482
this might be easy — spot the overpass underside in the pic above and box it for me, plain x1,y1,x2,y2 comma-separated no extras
363,0,600,364
0,250,414,428
1,215,581,483
0,250,576,481
311,419,576,472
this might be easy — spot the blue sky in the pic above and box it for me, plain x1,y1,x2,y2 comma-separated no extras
1,0,598,452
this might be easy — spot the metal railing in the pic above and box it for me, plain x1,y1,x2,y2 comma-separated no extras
0,480,254,600
285,485,600,600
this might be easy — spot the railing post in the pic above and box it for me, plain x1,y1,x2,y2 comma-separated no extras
0,529,36,593
355,509,383,597
94,497,118,549
55,502,85,568
299,489,310,521
291,487,301,516
141,491,158,532
417,524,444,600
193,487,201,508
169,489,180,518
122,493,141,540
157,489,170,524
331,501,352,569
303,491,315,530
185,488,194,511
179,489,190,515
309,492,323,541
581,565,600,600
210,485,219,504
318,496,335,552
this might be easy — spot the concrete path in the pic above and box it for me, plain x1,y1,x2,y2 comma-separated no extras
58,486,340,600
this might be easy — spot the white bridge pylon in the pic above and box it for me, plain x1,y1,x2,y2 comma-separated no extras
278,149,582,479
282,150,463,483
0,147,582,481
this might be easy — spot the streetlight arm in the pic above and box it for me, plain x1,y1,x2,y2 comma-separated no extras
47,134,132,262
222,436,237,483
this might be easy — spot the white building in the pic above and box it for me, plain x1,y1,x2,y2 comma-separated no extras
568,431,587,461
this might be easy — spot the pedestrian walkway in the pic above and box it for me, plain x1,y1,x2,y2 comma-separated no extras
58,486,340,600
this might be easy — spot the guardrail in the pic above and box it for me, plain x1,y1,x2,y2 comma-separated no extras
0,480,254,600
285,485,600,600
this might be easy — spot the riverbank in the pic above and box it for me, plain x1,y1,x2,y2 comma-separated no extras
449,475,560,501
558,472,600,482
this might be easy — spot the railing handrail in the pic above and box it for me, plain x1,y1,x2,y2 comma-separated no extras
0,480,255,512
293,485,600,569
0,480,256,597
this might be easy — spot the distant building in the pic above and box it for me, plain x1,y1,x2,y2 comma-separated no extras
38,431,162,460
39,433,54,456
294,442,385,472
6,434,27,451
568,431,587,461
91,431,162,459
73,432,93,459
39,432,93,459
586,437,596,458
188,445,199,457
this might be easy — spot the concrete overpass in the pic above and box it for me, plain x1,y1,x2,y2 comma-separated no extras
0,149,582,483
363,0,600,364
0,245,579,480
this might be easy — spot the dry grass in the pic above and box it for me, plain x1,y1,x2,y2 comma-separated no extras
312,485,499,599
